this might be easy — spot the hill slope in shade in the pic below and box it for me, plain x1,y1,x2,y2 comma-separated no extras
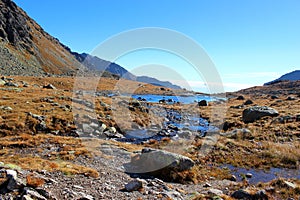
136,76,181,89
73,52,182,89
264,70,300,85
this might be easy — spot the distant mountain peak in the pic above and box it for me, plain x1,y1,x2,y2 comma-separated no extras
264,70,300,85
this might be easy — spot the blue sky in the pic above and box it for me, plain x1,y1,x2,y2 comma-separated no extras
14,0,300,92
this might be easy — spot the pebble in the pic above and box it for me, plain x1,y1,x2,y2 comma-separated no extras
245,173,253,178
125,179,144,192
203,182,212,187
208,188,223,197
229,175,237,181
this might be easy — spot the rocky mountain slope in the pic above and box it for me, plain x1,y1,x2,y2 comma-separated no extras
73,52,182,89
0,0,83,76
264,70,300,85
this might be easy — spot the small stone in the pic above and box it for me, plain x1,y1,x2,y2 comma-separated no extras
24,188,47,200
265,187,275,193
208,188,223,197
0,79,5,85
0,106,13,111
271,95,278,99
237,95,245,100
284,181,296,189
231,189,252,199
73,185,84,189
198,100,208,106
35,188,50,199
108,127,116,134
125,179,144,192
254,190,268,199
244,99,253,105
6,170,17,179
245,173,252,178
82,124,94,133
6,170,25,191
104,127,118,137
22,195,34,200
4,82,18,87
89,122,99,129
203,182,212,187
287,96,296,101
229,175,237,181
76,192,94,200
43,84,56,89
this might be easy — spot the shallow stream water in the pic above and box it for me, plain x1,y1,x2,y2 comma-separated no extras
223,164,300,184
115,94,221,143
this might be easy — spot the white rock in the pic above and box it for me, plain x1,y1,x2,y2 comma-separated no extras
22,195,34,200
208,188,223,197
25,189,47,200
6,169,17,179
284,181,296,189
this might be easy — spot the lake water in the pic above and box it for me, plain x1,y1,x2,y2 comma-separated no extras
131,94,223,104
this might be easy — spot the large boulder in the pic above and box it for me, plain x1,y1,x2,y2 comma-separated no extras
124,148,194,174
242,106,279,123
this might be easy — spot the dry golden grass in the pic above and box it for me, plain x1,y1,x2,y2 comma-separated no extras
0,133,99,178
26,174,45,188
0,152,99,178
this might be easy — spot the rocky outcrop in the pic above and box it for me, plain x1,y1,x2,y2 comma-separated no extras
242,106,279,123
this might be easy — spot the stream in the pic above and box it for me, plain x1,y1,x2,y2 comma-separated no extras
116,94,221,143
223,164,300,184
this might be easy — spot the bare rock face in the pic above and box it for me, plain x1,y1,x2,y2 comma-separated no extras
0,0,81,76
0,0,32,50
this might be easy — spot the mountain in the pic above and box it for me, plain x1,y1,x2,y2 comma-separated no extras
0,0,83,76
73,52,182,89
136,76,181,89
264,70,300,85
72,52,135,80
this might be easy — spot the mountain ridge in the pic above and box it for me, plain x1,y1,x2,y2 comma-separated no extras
264,70,300,85
72,52,182,89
